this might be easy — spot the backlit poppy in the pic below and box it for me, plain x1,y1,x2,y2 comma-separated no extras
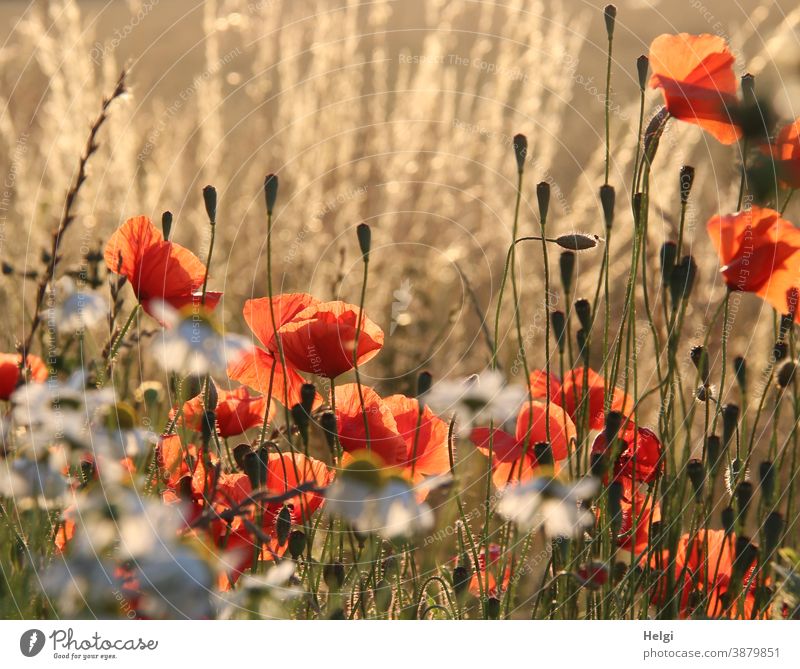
0,353,48,400
471,400,576,488
104,215,221,317
277,300,384,379
530,367,632,430
333,384,407,468
591,423,663,484
383,394,451,492
707,206,800,318
763,118,800,189
649,33,741,144
179,384,272,438
228,294,316,408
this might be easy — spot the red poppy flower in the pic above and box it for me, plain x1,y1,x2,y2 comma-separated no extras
470,400,576,488
649,33,741,144
382,394,451,493
618,477,661,556
762,118,800,189
0,353,48,400
333,384,407,468
707,206,800,317
179,384,272,438
104,215,222,317
653,530,765,619
277,300,384,379
591,424,663,483
530,367,632,430
228,294,317,408
467,543,511,597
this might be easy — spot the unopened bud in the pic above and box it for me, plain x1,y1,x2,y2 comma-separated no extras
660,241,677,284
513,133,528,173
559,251,576,294
264,174,279,216
690,345,709,385
554,233,600,251
636,55,649,92
575,298,592,333
537,182,551,223
202,185,217,224
669,255,697,303
356,223,371,261
722,404,739,450
276,505,292,546
733,356,747,391
323,562,345,590
534,442,553,466
600,184,615,229
551,311,567,354
604,5,616,40
687,459,705,500
758,460,775,501
161,211,173,240
288,529,307,559
735,481,754,525
301,383,316,414
777,361,796,388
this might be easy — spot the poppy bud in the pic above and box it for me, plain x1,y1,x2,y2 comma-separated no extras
741,72,756,104
233,443,251,471
636,55,649,92
721,506,735,535
244,449,267,489
202,185,217,224
764,511,784,556
320,411,338,453
264,174,279,216
732,537,758,583
721,404,739,450
706,434,722,477
374,579,392,614
201,410,216,446
533,442,553,466
590,451,606,478
291,404,309,445
288,529,307,559
690,345,709,385
79,459,95,487
660,241,677,284
513,133,528,173
537,182,550,224
161,211,173,240
735,481,754,525
452,565,471,598
604,5,616,39
554,233,600,251
679,165,695,204
777,361,796,389
603,410,624,448
276,505,292,546
608,480,623,534
758,460,775,501
575,298,592,332
177,474,194,502
485,597,501,619
559,251,576,294
301,383,316,414
686,459,704,500
356,223,371,261
733,356,747,391
417,370,433,398
600,184,615,229
669,255,697,303
205,381,219,411
576,328,589,363
323,562,345,590
773,341,788,363
551,310,567,354
779,312,793,341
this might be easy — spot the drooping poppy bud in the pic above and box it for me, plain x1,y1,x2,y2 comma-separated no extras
233,443,251,471
735,481,754,526
669,255,697,303
533,442,553,467
722,404,739,450
320,411,337,454
485,597,501,619
777,361,796,389
687,459,704,500
288,529,307,559
323,562,345,590
276,505,292,546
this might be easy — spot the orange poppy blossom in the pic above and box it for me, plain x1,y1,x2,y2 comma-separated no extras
332,384,408,469
104,215,222,318
707,205,800,319
762,118,800,189
178,383,273,439
529,367,633,431
0,352,48,400
652,530,765,619
470,400,576,488
228,294,318,408
648,33,741,145
156,434,332,590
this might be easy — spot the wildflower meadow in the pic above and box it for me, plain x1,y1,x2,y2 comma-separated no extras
2,1,800,654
